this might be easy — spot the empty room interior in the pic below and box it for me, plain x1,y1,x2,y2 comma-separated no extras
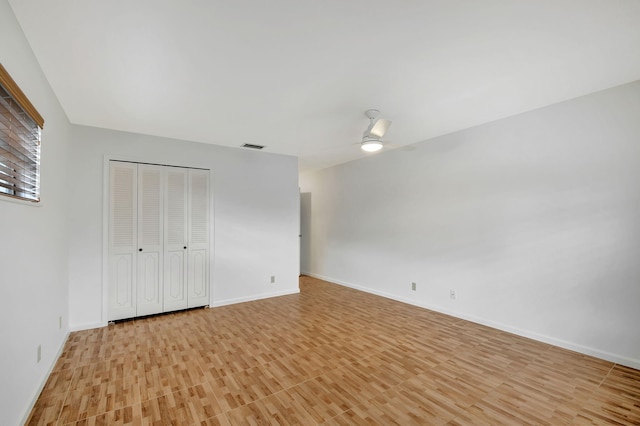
2,1,640,424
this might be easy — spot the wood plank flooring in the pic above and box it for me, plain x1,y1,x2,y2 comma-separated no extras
27,276,640,425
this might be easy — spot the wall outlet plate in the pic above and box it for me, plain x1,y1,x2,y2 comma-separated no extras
411,282,416,291
450,290,457,300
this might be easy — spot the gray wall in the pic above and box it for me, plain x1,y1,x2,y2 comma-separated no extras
1,3,301,422
68,125,300,330
0,1,72,424
301,81,640,368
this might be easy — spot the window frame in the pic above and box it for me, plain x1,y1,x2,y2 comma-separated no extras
0,63,44,203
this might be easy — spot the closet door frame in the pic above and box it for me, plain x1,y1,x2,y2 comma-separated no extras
102,155,212,326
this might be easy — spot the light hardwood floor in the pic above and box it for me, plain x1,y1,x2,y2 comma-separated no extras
27,276,640,425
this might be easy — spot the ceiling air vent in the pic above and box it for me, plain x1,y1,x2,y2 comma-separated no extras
242,143,265,150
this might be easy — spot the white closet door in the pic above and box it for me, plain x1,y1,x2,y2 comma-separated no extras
187,169,210,308
108,161,138,321
163,167,188,312
137,164,164,316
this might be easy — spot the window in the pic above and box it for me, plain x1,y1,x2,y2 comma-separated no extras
0,63,44,202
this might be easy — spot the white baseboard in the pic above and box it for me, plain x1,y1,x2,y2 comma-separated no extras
209,288,300,308
69,321,107,332
306,273,640,370
21,331,70,426
71,288,302,331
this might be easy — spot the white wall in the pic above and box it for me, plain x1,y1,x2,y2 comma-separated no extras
301,81,640,369
67,125,300,330
0,1,72,424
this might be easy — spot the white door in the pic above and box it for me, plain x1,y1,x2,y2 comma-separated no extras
187,169,209,308
136,164,164,316
163,167,188,312
299,192,311,276
108,162,138,321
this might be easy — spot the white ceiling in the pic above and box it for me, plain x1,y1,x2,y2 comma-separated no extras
9,0,640,171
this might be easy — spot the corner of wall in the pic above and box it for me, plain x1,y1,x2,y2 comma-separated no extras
20,330,70,425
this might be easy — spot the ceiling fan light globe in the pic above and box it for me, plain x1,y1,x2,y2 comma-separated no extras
361,140,383,152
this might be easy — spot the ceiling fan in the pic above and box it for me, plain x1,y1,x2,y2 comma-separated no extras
361,109,391,152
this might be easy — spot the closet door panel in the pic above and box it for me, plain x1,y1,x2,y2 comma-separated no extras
188,169,210,307
136,164,164,316
109,162,210,320
164,168,188,312
108,162,138,321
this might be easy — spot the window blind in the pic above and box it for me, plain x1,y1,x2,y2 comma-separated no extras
0,63,44,202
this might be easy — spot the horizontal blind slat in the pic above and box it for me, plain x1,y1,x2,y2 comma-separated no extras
0,179,37,195
0,144,35,170
0,166,37,184
0,172,37,190
0,114,40,146
0,107,40,144
0,95,40,135
0,128,39,163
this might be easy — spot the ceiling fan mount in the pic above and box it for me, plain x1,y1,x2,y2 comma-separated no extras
364,109,380,120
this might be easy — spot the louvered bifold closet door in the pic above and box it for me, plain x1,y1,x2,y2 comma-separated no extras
136,164,164,316
187,169,210,308
108,161,138,321
163,167,189,312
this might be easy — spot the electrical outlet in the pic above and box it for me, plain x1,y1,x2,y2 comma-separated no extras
37,344,41,363
411,282,416,291
59,316,62,329
450,290,457,300
271,275,276,284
